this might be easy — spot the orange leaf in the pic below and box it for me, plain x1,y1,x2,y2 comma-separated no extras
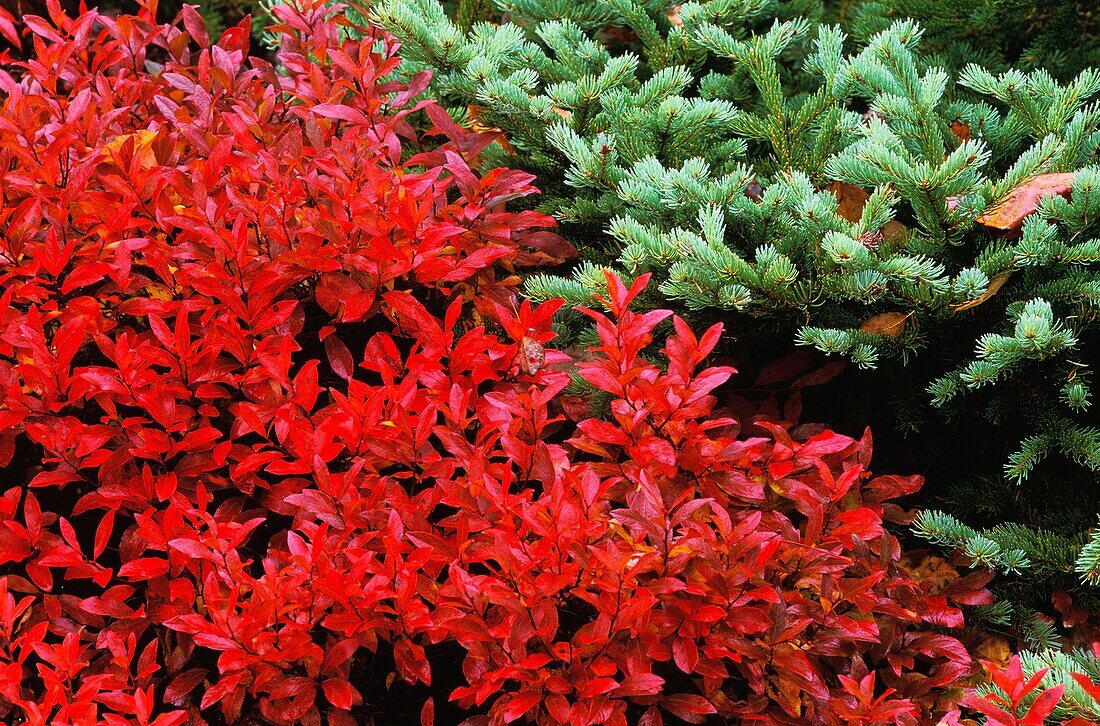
825,181,870,223
976,173,1075,231
950,121,971,141
859,312,909,338
952,271,1010,312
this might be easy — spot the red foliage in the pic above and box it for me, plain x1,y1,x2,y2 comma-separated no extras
959,655,1100,726
0,2,982,724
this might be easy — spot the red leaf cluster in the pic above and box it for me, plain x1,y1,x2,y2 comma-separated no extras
962,655,1100,726
0,2,981,724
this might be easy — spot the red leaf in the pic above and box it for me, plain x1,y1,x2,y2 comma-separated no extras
501,691,540,723
323,678,360,710
165,669,207,703
659,694,716,724
324,335,355,382
311,103,370,125
117,557,169,580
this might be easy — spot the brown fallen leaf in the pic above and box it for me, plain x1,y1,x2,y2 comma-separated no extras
971,632,1012,670
552,106,572,121
882,220,909,243
977,172,1075,231
595,26,640,45
1052,589,1090,628
825,181,870,223
952,271,1011,313
950,121,971,142
859,311,910,338
667,4,683,28
897,552,959,593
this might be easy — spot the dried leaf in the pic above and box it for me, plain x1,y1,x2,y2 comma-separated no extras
596,26,641,44
520,335,545,375
952,272,1011,313
972,633,1012,670
859,311,909,338
950,121,971,142
1052,589,1090,628
667,4,683,28
882,220,909,243
976,173,1075,231
825,181,870,223
898,553,959,593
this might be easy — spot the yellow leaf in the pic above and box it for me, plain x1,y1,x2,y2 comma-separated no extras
103,129,159,169
143,283,175,302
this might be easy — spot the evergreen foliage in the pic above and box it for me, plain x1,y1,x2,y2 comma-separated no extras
371,0,1100,647
845,0,1100,79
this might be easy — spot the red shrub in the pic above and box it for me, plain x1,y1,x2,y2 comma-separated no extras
0,2,983,724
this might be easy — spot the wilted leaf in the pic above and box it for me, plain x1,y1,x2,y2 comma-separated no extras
519,335,545,375
977,173,1075,231
596,26,641,44
1052,589,1090,628
859,311,909,338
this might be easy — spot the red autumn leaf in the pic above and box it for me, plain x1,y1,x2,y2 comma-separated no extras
322,679,360,709
660,694,716,724
117,557,170,581
165,669,208,703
